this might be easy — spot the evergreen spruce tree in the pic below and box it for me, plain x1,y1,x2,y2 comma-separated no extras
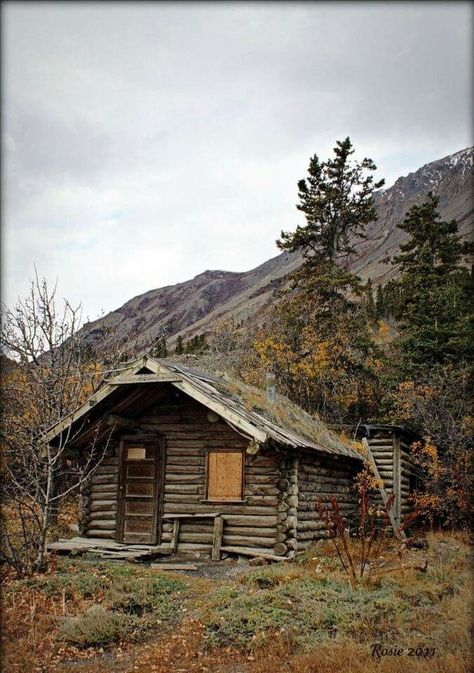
278,137,384,327
390,193,473,373
271,138,385,422
279,137,384,267
365,278,376,321
175,335,184,355
375,283,386,319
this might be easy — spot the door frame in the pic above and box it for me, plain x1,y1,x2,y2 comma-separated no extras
117,434,166,545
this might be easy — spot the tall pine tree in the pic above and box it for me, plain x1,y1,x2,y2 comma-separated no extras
267,138,385,423
390,193,473,373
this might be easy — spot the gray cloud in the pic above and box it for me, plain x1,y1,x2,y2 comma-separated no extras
2,1,472,318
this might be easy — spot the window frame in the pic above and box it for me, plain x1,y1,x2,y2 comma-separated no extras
204,448,246,504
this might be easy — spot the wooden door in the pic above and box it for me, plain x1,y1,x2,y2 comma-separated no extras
118,439,163,544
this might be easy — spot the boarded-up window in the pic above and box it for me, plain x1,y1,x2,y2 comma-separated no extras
207,451,244,501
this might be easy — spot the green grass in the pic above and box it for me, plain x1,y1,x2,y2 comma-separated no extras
201,536,470,654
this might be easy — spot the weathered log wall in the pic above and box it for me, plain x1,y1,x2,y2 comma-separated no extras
80,393,281,554
296,453,360,550
140,397,279,554
80,441,120,539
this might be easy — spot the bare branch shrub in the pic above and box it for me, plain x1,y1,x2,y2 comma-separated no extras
0,275,119,575
316,465,422,585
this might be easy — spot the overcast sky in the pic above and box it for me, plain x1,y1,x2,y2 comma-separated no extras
2,2,472,321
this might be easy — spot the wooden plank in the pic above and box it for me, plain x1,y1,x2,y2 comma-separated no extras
151,563,199,571
162,513,220,519
362,438,406,541
212,515,224,561
393,436,402,525
220,546,288,562
107,374,182,384
207,451,244,501
170,519,181,553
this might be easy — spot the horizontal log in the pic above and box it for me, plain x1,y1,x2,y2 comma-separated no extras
248,458,279,468
298,490,355,500
165,484,203,493
85,520,116,530
86,530,115,538
89,511,116,520
246,466,280,476
245,485,279,496
166,473,204,483
366,438,394,445
299,464,355,478
176,543,212,552
95,466,119,476
298,484,354,494
164,494,202,503
162,532,212,543
166,447,206,456
164,503,277,516
90,500,117,511
224,526,275,538
91,484,118,494
95,455,118,465
297,530,328,540
139,423,240,433
178,523,215,534
220,546,288,561
91,474,118,485
166,456,203,466
297,509,354,521
221,515,278,526
162,462,205,477
223,535,275,548
297,520,327,531
245,496,278,506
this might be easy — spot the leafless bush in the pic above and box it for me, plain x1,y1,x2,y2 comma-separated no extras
316,466,422,584
0,274,120,575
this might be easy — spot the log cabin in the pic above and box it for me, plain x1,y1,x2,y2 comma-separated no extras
45,356,365,560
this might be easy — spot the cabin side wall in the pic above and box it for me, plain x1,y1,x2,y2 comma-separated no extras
296,453,359,550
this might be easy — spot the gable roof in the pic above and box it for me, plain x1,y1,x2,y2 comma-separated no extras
43,356,362,460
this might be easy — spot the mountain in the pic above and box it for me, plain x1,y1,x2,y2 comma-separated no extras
351,146,473,284
80,147,473,352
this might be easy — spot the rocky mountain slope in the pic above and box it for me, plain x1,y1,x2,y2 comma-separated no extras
81,147,473,352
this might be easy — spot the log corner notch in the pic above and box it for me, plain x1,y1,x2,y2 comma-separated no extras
275,455,299,558
246,439,261,455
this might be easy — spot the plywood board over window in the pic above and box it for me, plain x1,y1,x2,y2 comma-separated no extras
207,451,244,501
